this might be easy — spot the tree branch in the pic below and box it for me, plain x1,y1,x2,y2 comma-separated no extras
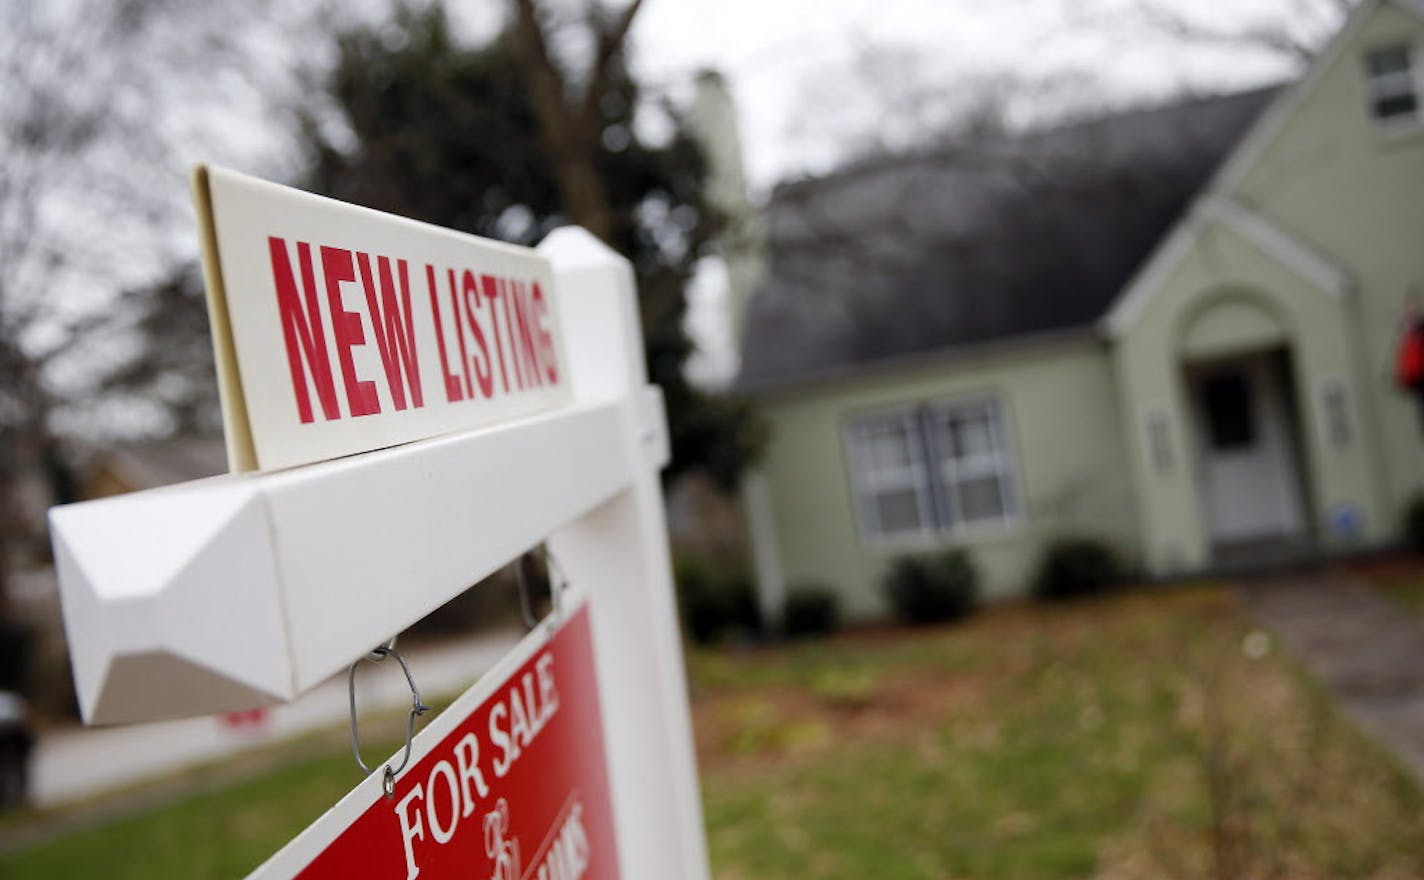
581,0,645,122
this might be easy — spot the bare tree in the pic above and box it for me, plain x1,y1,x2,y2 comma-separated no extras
1119,0,1356,65
508,0,647,243
0,0,288,601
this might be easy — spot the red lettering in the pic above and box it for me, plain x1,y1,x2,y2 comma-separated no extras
532,282,559,384
446,269,473,400
481,275,511,393
426,264,464,403
356,253,424,411
461,271,495,398
510,281,541,388
321,246,380,417
268,237,340,424
499,278,526,390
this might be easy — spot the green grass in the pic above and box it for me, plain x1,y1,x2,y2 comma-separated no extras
2,586,1422,879
0,740,383,879
695,587,1424,880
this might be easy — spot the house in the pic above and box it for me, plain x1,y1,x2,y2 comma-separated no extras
735,0,1424,620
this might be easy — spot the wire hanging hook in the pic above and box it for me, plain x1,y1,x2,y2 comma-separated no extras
348,643,428,799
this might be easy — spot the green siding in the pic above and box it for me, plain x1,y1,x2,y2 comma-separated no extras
757,339,1139,618
1113,0,1424,572
1231,0,1424,523
752,0,1424,615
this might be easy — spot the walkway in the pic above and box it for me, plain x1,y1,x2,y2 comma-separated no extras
1239,571,1424,785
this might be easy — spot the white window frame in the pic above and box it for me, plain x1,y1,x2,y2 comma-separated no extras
844,409,937,541
1363,41,1424,130
843,393,1023,544
925,397,1022,533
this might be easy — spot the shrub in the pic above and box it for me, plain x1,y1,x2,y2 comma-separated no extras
781,585,840,639
1404,494,1424,555
676,558,762,645
882,548,979,624
1033,537,1124,601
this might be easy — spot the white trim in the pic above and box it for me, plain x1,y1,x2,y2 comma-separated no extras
741,469,787,622
1102,0,1385,337
1360,37,1424,133
1199,196,1352,297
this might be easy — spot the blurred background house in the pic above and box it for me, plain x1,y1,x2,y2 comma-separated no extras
735,0,1424,620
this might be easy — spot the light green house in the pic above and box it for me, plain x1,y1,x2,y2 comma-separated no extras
736,0,1424,620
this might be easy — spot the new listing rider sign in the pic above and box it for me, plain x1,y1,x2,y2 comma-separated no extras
195,166,573,472
248,604,618,880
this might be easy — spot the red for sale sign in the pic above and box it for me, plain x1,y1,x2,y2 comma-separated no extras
247,603,619,880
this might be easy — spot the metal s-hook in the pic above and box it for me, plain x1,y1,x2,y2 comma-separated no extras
348,644,429,798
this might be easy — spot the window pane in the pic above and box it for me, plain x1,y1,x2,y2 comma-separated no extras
1367,45,1411,77
875,489,925,534
1375,93,1419,119
941,410,995,458
863,420,913,471
1201,373,1255,450
957,475,1007,522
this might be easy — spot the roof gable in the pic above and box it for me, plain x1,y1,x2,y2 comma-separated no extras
1102,0,1422,335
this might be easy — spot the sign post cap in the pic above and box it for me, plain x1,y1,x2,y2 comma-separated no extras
49,479,293,724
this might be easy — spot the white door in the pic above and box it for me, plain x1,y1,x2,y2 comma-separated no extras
1192,355,1305,544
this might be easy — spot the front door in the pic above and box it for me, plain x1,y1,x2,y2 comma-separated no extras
1191,353,1305,545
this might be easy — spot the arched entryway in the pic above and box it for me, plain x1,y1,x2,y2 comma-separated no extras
1179,294,1311,563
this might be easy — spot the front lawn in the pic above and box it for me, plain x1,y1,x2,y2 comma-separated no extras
693,586,1424,879
1,585,1421,879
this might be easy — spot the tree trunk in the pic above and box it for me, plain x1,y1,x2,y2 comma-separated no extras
508,0,633,245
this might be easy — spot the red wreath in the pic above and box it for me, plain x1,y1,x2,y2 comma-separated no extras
1397,317,1424,392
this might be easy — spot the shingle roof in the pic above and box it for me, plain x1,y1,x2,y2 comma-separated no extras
737,86,1280,392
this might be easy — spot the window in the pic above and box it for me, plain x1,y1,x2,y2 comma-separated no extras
1364,43,1420,123
845,397,1020,541
1200,373,1255,450
845,410,936,538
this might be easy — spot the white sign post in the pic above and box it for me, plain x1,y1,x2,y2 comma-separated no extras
47,169,710,879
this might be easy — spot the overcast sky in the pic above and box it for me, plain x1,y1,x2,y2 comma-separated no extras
618,0,1338,384
629,0,1324,191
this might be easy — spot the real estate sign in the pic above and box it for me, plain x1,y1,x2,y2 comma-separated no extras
248,604,618,880
195,165,573,472
51,169,709,879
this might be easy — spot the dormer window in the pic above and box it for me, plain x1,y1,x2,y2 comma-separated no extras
1364,43,1419,123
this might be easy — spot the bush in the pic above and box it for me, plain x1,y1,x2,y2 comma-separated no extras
675,558,762,645
1404,494,1424,555
781,585,840,639
882,548,979,624
1033,537,1124,601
